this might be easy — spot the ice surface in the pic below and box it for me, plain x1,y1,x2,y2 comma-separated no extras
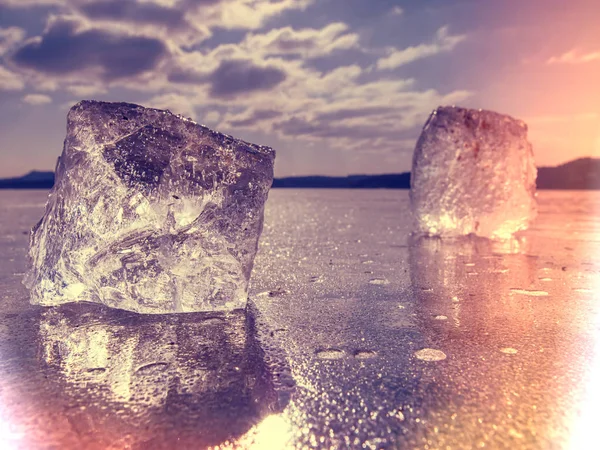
410,106,537,239
25,101,275,313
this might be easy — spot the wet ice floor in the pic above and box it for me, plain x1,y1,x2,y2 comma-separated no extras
0,190,599,449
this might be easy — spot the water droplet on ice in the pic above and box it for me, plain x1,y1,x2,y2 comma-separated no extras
316,349,345,360
414,348,447,361
433,315,448,321
573,288,592,293
353,350,377,359
510,289,548,297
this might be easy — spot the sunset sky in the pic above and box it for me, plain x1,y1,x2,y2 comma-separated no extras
0,0,599,178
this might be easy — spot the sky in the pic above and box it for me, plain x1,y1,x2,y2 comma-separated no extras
0,0,599,178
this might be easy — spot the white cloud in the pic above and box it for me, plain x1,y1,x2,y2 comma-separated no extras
376,25,466,70
65,83,108,96
547,49,600,64
145,93,199,119
210,0,315,30
242,22,359,59
0,26,26,56
0,65,24,90
22,93,52,104
203,110,221,124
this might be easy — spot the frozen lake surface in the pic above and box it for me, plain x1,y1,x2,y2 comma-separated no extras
0,189,599,449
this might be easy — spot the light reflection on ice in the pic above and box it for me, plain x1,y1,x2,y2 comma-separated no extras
568,283,600,450
36,303,283,447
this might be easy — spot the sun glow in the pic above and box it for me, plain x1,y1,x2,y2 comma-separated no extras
568,277,600,449
211,414,293,450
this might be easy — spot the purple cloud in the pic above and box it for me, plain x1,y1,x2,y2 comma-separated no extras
208,59,287,98
79,0,186,27
12,17,167,80
229,109,281,127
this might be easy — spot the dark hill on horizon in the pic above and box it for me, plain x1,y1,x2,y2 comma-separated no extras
1,158,599,190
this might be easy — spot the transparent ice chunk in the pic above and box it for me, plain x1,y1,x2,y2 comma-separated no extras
25,101,275,313
410,106,537,239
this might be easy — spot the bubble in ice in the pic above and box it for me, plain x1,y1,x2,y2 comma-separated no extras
500,347,518,355
410,106,537,239
24,101,275,313
414,348,447,361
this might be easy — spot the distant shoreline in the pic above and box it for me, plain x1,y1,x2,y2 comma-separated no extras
1,157,599,190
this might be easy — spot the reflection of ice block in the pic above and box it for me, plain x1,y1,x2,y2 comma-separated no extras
410,106,537,239
38,304,280,447
25,101,275,313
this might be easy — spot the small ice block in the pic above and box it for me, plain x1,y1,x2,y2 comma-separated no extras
410,106,537,239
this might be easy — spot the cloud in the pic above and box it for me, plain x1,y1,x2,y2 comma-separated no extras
0,26,25,56
65,83,108,96
11,16,168,80
202,0,315,30
0,1,475,166
2,0,315,38
168,22,359,87
208,59,287,98
0,65,24,90
390,5,403,15
227,108,281,127
547,49,600,64
0,0,62,6
79,0,186,25
146,92,199,119
76,0,212,45
242,22,359,59
315,106,396,122
22,93,52,104
376,25,466,70
264,86,472,156
203,110,220,124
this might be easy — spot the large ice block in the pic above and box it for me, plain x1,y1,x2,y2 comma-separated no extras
25,101,275,313
410,106,537,239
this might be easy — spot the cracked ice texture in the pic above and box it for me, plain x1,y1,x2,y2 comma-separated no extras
25,101,275,313
410,106,537,239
